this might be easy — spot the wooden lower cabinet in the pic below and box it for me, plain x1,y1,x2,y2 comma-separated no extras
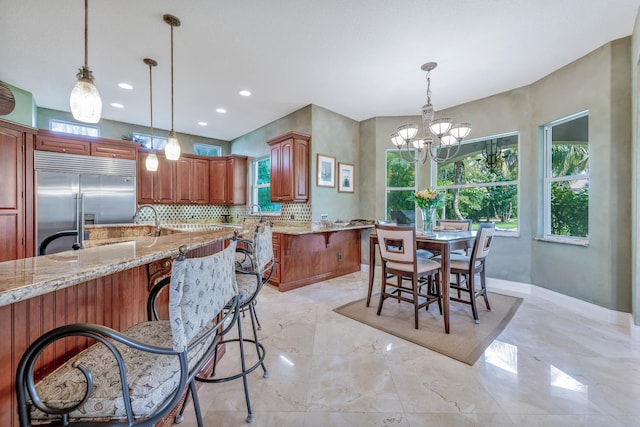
269,229,361,292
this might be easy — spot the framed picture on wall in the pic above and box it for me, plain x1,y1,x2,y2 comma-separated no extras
317,153,336,187
338,162,355,193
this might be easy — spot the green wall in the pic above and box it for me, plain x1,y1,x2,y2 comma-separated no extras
0,83,36,127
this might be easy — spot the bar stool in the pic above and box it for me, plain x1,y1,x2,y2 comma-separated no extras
202,221,274,423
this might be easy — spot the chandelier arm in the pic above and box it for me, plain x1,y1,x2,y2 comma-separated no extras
397,144,419,164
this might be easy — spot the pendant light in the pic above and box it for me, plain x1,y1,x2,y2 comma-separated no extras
144,58,159,172
69,0,102,123
163,14,181,161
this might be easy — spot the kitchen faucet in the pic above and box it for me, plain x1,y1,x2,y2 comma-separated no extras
248,204,263,222
133,204,161,236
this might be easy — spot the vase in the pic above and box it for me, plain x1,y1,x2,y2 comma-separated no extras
421,207,436,234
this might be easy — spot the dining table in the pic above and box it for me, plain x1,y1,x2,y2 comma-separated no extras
367,229,477,334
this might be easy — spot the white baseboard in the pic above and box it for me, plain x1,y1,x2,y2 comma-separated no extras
486,277,639,340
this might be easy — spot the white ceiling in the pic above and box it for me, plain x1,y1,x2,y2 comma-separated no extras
1,0,639,141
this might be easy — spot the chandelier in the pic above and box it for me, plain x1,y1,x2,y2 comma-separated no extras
482,139,503,173
391,62,471,164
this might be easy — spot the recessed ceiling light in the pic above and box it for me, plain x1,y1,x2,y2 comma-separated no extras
111,102,124,108
198,121,208,126
118,83,133,90
216,108,227,114
239,90,251,97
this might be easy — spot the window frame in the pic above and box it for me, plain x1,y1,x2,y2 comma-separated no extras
435,131,520,236
542,110,590,244
385,148,418,225
50,119,100,137
251,156,281,214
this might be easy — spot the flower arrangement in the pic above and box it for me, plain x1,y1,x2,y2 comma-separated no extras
408,188,445,210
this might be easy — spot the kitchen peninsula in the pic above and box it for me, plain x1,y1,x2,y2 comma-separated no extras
0,227,234,427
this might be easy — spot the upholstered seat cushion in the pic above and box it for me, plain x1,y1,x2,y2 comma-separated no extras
235,272,259,306
386,258,440,275
433,254,481,270
31,320,216,421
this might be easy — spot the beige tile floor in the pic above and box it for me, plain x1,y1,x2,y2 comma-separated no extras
179,271,640,427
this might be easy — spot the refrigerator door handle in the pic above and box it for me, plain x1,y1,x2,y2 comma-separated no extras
73,193,84,250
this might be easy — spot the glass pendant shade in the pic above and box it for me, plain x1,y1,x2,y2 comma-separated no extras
440,134,457,147
391,133,404,147
165,130,181,160
145,152,159,171
449,123,472,140
429,118,453,137
70,77,102,123
397,124,419,141
412,139,426,149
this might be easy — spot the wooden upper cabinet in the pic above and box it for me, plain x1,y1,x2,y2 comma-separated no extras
209,158,227,204
36,131,90,155
90,141,137,160
176,156,210,204
36,130,138,160
209,155,247,205
137,151,176,204
226,155,247,205
267,131,310,202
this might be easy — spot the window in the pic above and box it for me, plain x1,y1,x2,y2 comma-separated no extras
385,149,417,225
193,143,221,156
543,112,589,241
252,156,281,213
50,119,99,137
130,132,167,150
436,132,519,234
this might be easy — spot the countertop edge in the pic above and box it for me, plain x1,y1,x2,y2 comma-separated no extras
0,229,235,308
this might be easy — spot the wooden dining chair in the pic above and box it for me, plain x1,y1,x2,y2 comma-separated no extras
448,223,495,323
375,224,443,329
436,219,473,256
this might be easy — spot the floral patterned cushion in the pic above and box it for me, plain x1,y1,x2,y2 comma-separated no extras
235,272,259,306
169,240,238,352
31,321,216,421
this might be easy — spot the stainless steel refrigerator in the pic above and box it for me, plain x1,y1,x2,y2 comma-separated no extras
35,151,137,255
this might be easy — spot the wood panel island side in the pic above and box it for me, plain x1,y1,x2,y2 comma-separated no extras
0,228,234,427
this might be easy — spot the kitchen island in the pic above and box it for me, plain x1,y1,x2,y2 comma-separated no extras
0,227,234,427
267,222,373,292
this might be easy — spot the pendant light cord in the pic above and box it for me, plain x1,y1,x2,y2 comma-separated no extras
170,22,174,132
83,0,89,69
149,62,154,142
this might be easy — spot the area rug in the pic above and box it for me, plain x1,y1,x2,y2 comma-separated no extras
333,292,522,365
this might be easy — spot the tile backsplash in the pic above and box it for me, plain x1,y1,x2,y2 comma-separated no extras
135,203,311,224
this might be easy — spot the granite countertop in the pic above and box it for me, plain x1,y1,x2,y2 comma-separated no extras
0,228,235,308
0,219,374,308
